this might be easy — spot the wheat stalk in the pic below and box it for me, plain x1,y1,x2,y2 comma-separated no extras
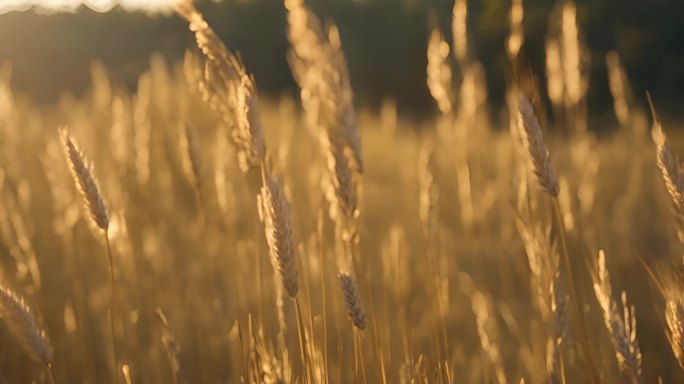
547,283,570,384
155,308,181,384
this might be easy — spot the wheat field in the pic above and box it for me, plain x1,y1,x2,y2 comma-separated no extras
0,0,682,383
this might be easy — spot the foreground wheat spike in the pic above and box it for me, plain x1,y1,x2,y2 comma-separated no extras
258,173,298,298
60,128,109,230
338,273,366,330
517,94,559,197
0,285,53,366
591,250,642,383
511,55,556,198
648,95,684,243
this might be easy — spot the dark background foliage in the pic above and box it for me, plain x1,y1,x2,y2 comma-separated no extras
0,0,682,122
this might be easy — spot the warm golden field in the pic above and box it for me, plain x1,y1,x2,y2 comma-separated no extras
0,0,683,383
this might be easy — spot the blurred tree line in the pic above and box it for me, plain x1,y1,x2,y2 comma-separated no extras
0,0,682,123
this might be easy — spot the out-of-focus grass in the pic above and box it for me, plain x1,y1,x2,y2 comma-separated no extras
0,55,681,382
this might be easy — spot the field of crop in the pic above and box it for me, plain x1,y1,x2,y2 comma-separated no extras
0,0,683,383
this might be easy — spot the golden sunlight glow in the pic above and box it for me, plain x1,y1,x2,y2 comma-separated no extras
0,0,179,14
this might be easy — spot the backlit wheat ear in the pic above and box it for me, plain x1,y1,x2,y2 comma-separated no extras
648,94,684,243
0,285,53,365
285,0,364,174
427,28,453,114
258,173,298,298
338,272,366,330
233,72,266,172
59,128,109,231
324,144,359,236
510,61,558,197
591,250,642,383
664,277,684,371
176,2,266,172
517,94,559,197
451,0,469,64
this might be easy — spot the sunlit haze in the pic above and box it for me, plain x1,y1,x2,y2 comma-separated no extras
0,0,180,14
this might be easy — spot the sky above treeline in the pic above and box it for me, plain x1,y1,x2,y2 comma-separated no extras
0,0,177,14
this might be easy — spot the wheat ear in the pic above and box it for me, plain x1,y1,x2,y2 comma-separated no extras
175,1,265,172
338,272,366,330
59,128,109,230
648,93,684,243
0,285,53,365
517,94,559,197
591,250,642,383
258,172,298,299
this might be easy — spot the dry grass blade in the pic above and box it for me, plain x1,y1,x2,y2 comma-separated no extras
258,173,298,298
0,285,53,365
605,51,632,129
60,128,109,231
418,139,439,242
338,272,366,330
590,250,642,383
180,122,202,187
